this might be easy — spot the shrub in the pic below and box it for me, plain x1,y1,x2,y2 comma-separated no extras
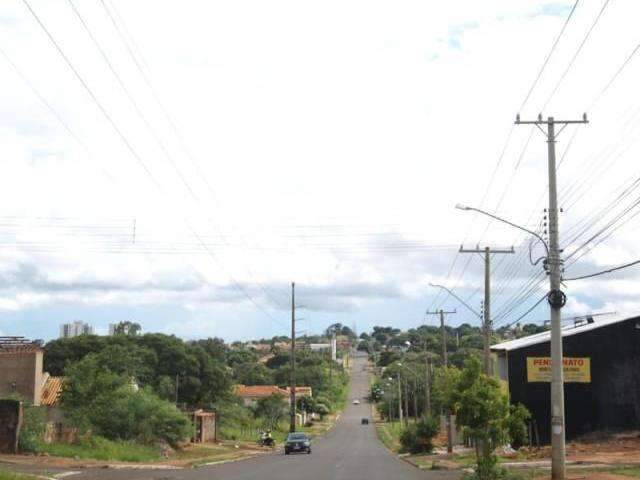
92,387,190,448
18,405,45,453
62,354,191,448
399,417,439,454
314,404,329,418
506,404,530,449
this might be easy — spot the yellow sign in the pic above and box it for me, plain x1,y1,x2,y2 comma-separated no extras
526,357,591,383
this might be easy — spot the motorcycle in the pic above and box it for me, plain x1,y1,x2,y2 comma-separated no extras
259,436,275,447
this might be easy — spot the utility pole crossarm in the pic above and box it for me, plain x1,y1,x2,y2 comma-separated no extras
459,246,514,254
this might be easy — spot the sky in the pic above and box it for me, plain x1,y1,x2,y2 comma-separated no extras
1,0,640,342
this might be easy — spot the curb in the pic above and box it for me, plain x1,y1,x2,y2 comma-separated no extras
194,452,265,468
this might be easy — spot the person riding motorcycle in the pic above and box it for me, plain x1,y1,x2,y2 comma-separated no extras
259,430,274,447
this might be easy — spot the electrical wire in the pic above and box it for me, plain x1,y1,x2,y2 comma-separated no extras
564,258,640,281
20,0,288,328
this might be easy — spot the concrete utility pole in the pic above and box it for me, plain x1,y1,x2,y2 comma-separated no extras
397,372,403,426
290,282,296,433
459,245,514,375
426,309,456,453
516,114,588,480
424,340,432,418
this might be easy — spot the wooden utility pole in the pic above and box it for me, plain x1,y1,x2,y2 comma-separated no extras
426,309,456,453
459,245,514,375
289,282,296,433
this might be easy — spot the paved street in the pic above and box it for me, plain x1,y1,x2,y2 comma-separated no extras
21,353,458,480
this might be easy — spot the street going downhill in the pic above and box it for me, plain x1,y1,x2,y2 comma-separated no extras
45,353,458,480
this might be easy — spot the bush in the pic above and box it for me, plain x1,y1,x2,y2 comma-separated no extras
462,460,526,480
399,417,439,454
314,403,330,418
506,404,530,449
18,405,45,453
92,387,190,448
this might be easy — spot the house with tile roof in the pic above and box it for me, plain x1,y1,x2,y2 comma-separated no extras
233,384,289,407
233,384,313,407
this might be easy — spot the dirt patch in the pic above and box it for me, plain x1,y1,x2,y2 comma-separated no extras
534,474,633,480
519,431,640,466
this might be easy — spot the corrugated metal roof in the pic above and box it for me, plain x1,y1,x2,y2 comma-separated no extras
41,375,63,406
491,312,640,352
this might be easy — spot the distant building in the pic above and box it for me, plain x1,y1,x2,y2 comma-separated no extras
491,313,640,444
233,385,289,407
233,384,312,407
59,321,93,338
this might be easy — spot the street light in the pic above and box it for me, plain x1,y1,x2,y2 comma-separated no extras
455,203,549,256
457,202,566,477
429,282,481,319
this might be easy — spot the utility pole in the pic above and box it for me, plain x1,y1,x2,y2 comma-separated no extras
397,372,403,426
426,309,456,453
424,340,432,418
459,245,514,375
516,114,588,480
175,373,179,406
290,282,297,433
413,377,418,424
404,379,410,425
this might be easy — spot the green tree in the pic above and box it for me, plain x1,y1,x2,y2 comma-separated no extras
254,394,288,430
62,353,189,447
455,358,529,480
112,321,142,336
234,362,273,385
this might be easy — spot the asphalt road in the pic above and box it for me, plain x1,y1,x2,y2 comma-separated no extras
11,354,459,480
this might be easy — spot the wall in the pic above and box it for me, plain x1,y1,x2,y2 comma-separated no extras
507,317,640,444
0,400,23,453
0,351,43,405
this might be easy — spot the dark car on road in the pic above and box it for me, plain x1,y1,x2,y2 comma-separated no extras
284,432,311,455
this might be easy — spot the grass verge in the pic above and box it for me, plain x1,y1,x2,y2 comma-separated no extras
35,436,159,462
375,421,402,453
0,470,40,480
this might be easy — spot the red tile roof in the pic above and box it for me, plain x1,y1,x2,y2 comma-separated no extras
41,376,63,407
285,386,312,397
233,385,288,398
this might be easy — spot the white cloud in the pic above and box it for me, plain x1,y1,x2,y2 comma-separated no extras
0,0,639,337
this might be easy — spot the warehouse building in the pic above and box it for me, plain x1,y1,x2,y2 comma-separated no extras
491,313,640,444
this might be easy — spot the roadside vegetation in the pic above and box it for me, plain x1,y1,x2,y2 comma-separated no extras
0,471,41,480
8,321,352,462
364,324,532,480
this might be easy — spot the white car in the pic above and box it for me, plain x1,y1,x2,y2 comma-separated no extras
352,399,360,405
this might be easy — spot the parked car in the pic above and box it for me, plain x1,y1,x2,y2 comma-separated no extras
361,418,369,425
284,432,311,455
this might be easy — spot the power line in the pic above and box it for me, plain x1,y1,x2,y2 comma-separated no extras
518,0,581,113
564,258,640,281
21,0,287,328
94,0,290,307
541,0,613,111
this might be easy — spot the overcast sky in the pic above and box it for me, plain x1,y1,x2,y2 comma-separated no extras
1,0,640,342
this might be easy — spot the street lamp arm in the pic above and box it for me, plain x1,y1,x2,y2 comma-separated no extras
455,204,549,256
429,283,481,318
